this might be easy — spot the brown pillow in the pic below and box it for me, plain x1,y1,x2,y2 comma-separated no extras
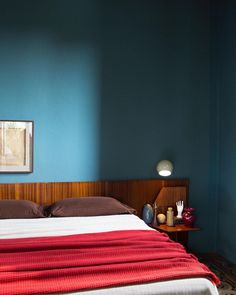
0,200,45,219
48,197,137,217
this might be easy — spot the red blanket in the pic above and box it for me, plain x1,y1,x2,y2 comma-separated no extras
0,230,220,295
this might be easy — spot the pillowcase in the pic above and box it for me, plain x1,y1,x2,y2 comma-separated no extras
0,199,45,219
48,196,137,217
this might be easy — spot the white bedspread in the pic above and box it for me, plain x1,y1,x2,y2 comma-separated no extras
0,214,151,239
0,215,219,295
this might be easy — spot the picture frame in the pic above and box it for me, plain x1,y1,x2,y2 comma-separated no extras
0,120,34,173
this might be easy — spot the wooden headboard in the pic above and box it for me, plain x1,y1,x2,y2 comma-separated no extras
0,179,188,216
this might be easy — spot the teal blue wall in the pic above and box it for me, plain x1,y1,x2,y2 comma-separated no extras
217,1,236,264
0,1,217,252
0,1,102,182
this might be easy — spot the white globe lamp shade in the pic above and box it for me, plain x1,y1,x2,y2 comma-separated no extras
156,160,173,177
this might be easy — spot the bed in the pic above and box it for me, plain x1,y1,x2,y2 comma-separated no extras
0,180,220,295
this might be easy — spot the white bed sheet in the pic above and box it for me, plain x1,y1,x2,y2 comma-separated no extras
0,215,219,295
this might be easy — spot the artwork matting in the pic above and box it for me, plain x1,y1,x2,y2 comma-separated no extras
0,120,33,173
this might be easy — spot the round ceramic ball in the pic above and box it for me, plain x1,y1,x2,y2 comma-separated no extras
157,213,166,224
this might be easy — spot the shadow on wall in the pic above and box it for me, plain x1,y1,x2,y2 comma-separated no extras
98,0,211,181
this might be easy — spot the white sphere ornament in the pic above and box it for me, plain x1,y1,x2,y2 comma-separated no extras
157,213,166,224
156,160,173,177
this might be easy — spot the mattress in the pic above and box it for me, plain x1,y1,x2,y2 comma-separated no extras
0,215,219,295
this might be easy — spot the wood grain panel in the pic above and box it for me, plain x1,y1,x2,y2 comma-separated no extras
154,186,187,215
0,179,189,216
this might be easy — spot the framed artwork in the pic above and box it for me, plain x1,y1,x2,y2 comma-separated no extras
0,120,33,173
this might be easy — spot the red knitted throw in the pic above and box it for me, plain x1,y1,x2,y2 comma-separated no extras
0,230,220,295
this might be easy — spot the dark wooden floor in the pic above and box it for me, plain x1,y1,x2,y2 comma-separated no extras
197,253,236,295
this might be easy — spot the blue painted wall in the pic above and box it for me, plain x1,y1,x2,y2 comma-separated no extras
0,1,217,252
0,0,102,182
217,1,236,264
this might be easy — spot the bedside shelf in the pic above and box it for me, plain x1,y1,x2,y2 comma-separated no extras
151,224,200,233
150,224,200,249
